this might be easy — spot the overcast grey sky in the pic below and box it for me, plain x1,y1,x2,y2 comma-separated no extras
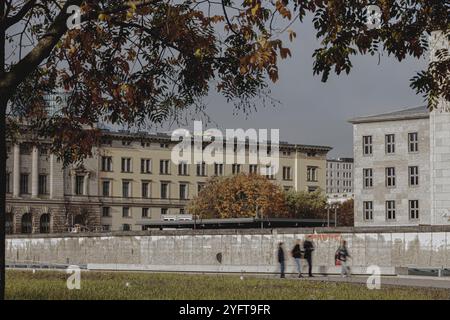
194,18,428,158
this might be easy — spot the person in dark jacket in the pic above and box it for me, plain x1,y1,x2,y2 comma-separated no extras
291,240,303,278
277,242,286,278
336,240,351,277
303,235,315,277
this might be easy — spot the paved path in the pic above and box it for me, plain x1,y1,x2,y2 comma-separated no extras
284,275,450,290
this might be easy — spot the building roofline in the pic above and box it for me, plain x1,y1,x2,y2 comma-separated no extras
348,106,429,124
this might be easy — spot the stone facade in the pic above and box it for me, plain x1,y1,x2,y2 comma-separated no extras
5,131,332,233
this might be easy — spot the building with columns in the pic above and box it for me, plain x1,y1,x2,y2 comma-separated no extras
5,131,332,233
350,31,450,227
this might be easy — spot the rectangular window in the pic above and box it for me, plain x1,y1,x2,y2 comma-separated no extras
409,166,419,186
142,208,149,218
363,201,373,221
121,158,132,173
160,160,170,174
214,163,224,176
179,183,188,200
385,134,395,154
38,175,48,195
178,162,189,176
409,200,419,220
249,164,258,174
122,181,131,198
282,167,292,180
102,207,111,217
6,173,10,193
161,208,168,215
265,165,275,180
197,183,205,193
101,156,113,172
141,159,152,174
196,162,207,176
386,201,396,220
161,182,169,199
122,207,131,218
142,181,150,198
307,166,318,182
386,167,396,187
408,132,419,153
232,164,241,175
122,224,131,231
363,169,373,189
363,136,373,156
20,173,29,194
75,175,84,195
102,180,111,197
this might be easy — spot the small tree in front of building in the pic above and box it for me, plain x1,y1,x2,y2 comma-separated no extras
187,174,288,219
284,189,328,219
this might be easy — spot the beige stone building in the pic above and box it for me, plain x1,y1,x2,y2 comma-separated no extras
5,130,331,233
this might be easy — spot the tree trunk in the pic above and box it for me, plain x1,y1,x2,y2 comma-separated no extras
0,100,6,301
0,0,6,301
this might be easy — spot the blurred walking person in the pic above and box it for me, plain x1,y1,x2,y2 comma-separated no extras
291,240,303,278
278,242,286,278
336,240,351,277
303,235,315,277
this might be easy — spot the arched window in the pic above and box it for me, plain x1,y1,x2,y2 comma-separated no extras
74,214,84,226
40,214,50,234
21,213,32,234
6,213,14,234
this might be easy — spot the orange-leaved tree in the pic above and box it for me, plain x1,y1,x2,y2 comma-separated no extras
188,173,288,219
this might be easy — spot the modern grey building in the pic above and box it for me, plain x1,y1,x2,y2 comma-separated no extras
326,158,354,203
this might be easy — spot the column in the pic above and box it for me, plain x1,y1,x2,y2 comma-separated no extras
71,172,76,196
31,145,39,198
49,154,54,199
13,144,20,197
83,174,89,196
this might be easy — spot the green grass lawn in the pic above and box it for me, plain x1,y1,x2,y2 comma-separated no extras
6,270,450,300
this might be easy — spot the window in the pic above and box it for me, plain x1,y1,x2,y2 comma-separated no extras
20,173,29,194
282,167,292,180
5,173,10,193
214,163,224,176
178,162,189,176
20,144,31,155
363,201,373,221
102,180,111,197
122,140,131,146
142,208,150,218
307,166,318,182
249,164,258,174
409,200,419,220
284,186,293,191
197,183,205,193
21,213,32,234
161,208,168,215
160,143,169,148
363,169,373,189
101,156,113,172
122,207,131,218
75,175,84,195
39,147,49,156
308,186,318,193
362,136,373,156
160,160,170,174
102,207,111,217
386,201,396,220
265,165,275,180
232,164,241,175
161,182,169,199
180,208,185,215
409,166,419,186
122,224,131,231
5,213,13,234
122,181,131,198
386,167,396,187
179,183,188,200
102,225,111,231
121,158,132,172
141,159,152,174
385,134,395,154
408,132,419,153
40,214,50,234
142,181,150,198
38,175,48,195
196,162,207,176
